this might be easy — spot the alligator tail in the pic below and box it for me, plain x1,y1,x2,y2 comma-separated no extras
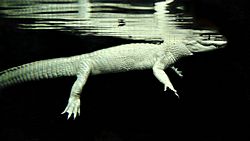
0,56,81,89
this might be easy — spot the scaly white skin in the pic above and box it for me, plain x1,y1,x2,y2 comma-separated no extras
61,43,181,119
61,61,91,119
60,41,226,119
0,40,225,119
152,52,179,97
60,40,223,119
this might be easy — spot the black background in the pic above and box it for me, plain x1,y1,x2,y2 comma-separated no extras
0,0,250,140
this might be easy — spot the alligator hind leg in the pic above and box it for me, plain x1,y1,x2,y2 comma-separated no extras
62,63,91,119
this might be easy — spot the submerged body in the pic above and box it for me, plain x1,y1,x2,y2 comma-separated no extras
89,43,176,74
0,40,226,119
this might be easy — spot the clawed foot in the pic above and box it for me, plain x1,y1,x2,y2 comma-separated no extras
164,84,179,98
171,67,183,78
61,96,80,119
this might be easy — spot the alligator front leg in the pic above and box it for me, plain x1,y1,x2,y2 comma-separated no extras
153,55,179,97
62,63,91,119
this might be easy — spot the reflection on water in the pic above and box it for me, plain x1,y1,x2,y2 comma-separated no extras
0,0,225,41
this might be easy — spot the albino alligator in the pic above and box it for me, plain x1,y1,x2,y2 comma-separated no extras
0,39,226,119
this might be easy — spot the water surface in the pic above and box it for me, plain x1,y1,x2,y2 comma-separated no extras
0,0,225,42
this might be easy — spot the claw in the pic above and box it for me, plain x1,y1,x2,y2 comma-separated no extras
61,97,81,120
61,106,68,114
78,108,80,116
164,85,179,98
164,85,176,93
174,92,180,99
67,112,72,120
73,106,78,119
67,107,73,119
73,113,77,119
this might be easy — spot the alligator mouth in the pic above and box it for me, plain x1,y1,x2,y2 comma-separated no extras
197,40,227,47
185,39,227,53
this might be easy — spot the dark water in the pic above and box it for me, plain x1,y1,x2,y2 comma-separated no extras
0,0,249,141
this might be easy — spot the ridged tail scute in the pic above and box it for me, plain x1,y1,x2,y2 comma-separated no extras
0,57,79,89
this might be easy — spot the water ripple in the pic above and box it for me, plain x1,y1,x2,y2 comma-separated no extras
0,0,226,42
